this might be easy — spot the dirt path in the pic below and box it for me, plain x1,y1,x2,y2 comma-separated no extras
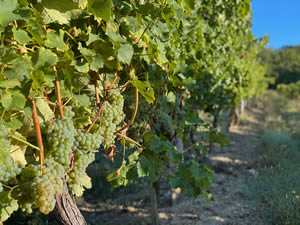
79,107,265,225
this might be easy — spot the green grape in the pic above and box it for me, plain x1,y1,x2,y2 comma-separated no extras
73,130,103,153
98,89,125,148
44,108,76,168
67,151,95,196
0,123,21,191
18,159,64,214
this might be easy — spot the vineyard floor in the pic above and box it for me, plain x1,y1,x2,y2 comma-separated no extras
79,105,266,225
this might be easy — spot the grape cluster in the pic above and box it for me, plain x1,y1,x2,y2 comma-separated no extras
67,151,95,196
44,107,76,168
151,110,175,138
0,123,21,192
19,159,64,214
99,89,125,148
74,130,103,153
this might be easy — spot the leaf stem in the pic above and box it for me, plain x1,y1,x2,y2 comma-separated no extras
0,108,6,121
117,132,142,148
2,183,12,189
11,135,40,151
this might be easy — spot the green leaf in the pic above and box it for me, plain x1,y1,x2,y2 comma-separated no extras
0,46,18,64
117,44,133,65
1,91,26,110
138,155,163,183
4,118,23,130
27,24,44,46
136,161,147,177
74,94,90,107
81,173,92,189
0,0,19,27
4,56,31,81
45,29,68,51
32,48,58,69
106,28,126,43
90,55,104,71
87,0,112,22
0,79,20,89
190,162,212,182
78,42,95,57
71,59,89,73
10,144,27,167
41,0,81,25
184,112,204,125
166,147,182,164
36,98,53,122
0,191,19,222
166,92,176,103
12,26,31,44
131,78,155,104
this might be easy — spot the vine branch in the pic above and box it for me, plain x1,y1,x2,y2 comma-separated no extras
117,132,142,148
31,94,45,166
54,66,64,119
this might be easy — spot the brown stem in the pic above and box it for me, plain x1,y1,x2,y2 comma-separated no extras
85,101,105,134
109,72,119,89
54,66,64,119
116,132,142,148
120,81,130,92
31,95,45,166
115,87,138,134
94,73,100,105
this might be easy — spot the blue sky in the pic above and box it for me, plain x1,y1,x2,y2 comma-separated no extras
251,0,300,49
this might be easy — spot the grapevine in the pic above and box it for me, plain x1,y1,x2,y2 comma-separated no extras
0,0,267,224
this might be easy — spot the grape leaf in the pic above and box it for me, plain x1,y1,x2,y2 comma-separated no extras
32,48,58,69
87,0,112,22
4,56,31,81
130,78,155,104
71,59,89,73
0,0,19,27
1,91,26,110
45,30,68,51
117,44,133,65
74,94,90,107
10,144,27,167
12,26,31,44
90,55,104,71
0,191,19,222
0,79,20,89
36,98,53,122
41,0,81,25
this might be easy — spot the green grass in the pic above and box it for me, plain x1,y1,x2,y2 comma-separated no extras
246,91,300,225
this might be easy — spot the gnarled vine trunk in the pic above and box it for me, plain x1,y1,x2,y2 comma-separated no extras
54,181,87,225
150,180,161,225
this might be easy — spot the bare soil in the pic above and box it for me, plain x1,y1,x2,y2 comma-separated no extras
79,106,265,225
